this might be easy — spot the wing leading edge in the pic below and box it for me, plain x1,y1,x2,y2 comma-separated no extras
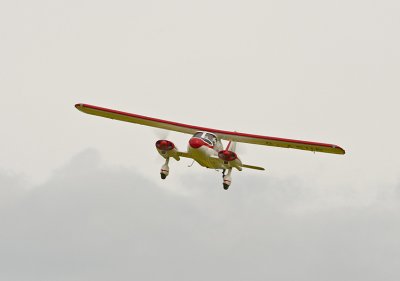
75,103,345,155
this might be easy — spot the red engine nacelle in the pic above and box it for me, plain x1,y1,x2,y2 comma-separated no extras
218,150,238,162
156,140,180,161
156,140,175,151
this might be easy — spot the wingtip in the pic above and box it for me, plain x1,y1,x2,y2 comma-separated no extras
337,147,346,155
75,103,85,111
331,144,346,155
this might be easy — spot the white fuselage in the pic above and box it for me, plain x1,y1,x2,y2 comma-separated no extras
187,131,241,170
187,142,218,168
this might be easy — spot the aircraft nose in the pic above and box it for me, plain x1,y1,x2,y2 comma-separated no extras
189,138,204,149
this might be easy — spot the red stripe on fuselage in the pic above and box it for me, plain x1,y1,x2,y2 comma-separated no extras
189,137,214,149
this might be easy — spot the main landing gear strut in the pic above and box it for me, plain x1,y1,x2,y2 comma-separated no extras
160,157,169,179
161,158,233,190
222,168,232,190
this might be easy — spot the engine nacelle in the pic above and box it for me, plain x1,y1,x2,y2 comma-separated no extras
218,150,238,162
155,140,180,161
156,140,175,151
218,150,242,170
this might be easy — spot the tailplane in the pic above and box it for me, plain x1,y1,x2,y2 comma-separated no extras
242,164,265,171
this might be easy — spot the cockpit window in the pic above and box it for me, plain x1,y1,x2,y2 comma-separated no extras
192,132,217,146
193,132,203,138
205,133,217,145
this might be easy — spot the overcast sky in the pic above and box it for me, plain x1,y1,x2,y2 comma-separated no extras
1,0,400,280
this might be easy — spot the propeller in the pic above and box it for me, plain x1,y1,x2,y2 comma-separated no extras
153,129,170,162
154,128,170,140
235,142,247,156
230,131,247,156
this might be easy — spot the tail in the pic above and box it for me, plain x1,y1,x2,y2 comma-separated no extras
242,164,265,171
225,141,265,171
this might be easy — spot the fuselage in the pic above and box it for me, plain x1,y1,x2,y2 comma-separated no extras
187,131,229,169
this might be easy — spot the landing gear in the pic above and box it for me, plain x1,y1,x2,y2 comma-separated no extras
222,168,232,190
160,158,170,180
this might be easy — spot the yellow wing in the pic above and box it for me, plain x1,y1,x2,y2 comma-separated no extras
75,103,345,155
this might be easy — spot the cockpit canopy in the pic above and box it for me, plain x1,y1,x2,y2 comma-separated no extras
193,131,218,146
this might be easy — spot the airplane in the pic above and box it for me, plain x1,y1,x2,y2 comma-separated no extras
75,103,345,190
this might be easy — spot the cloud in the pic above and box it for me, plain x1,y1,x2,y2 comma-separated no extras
0,149,399,281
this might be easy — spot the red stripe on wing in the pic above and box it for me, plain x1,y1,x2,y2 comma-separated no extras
75,103,345,154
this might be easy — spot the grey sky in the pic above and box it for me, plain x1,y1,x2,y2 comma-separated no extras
1,0,400,280
1,149,400,281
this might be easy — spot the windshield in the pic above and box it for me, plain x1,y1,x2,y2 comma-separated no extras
205,133,217,144
193,132,203,138
192,132,217,146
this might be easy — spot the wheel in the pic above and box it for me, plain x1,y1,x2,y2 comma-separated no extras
160,173,167,179
223,183,229,190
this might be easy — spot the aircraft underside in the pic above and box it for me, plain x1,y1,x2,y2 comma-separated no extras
156,132,263,190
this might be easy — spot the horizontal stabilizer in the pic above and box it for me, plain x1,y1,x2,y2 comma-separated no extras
242,164,265,171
